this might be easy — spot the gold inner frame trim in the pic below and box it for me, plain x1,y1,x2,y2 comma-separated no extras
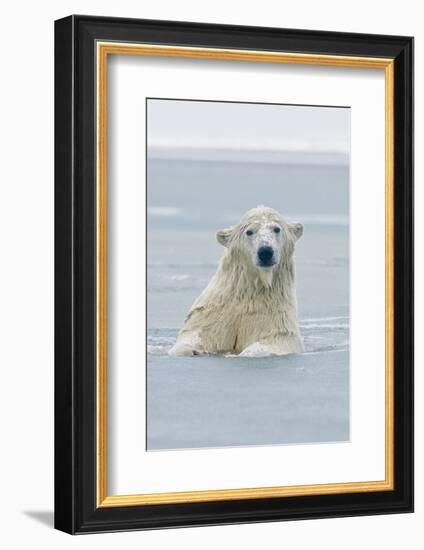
96,41,395,508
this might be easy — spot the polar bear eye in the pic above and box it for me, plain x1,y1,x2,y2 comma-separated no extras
246,229,253,236
273,226,281,234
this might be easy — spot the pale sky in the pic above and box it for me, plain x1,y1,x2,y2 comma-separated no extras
147,99,350,154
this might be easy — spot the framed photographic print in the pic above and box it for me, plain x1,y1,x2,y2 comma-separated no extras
54,15,414,534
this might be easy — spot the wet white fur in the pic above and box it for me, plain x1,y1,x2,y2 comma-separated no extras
169,206,304,357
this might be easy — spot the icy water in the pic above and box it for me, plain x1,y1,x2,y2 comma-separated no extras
147,158,349,450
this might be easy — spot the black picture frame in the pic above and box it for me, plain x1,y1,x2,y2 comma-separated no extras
55,14,413,534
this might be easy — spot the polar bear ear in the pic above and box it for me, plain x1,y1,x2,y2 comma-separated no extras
289,223,303,241
216,226,234,247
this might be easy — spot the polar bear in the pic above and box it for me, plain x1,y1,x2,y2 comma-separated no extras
169,206,304,357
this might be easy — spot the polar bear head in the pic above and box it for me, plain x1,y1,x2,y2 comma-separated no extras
217,206,303,282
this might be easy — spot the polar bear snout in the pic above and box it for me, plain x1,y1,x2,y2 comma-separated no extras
257,245,275,267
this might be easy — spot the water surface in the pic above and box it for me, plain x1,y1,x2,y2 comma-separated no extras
147,158,349,450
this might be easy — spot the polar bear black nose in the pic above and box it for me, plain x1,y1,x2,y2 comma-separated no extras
258,246,274,265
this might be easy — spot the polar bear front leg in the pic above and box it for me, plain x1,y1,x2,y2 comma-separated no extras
168,331,205,356
238,342,276,357
239,335,304,357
